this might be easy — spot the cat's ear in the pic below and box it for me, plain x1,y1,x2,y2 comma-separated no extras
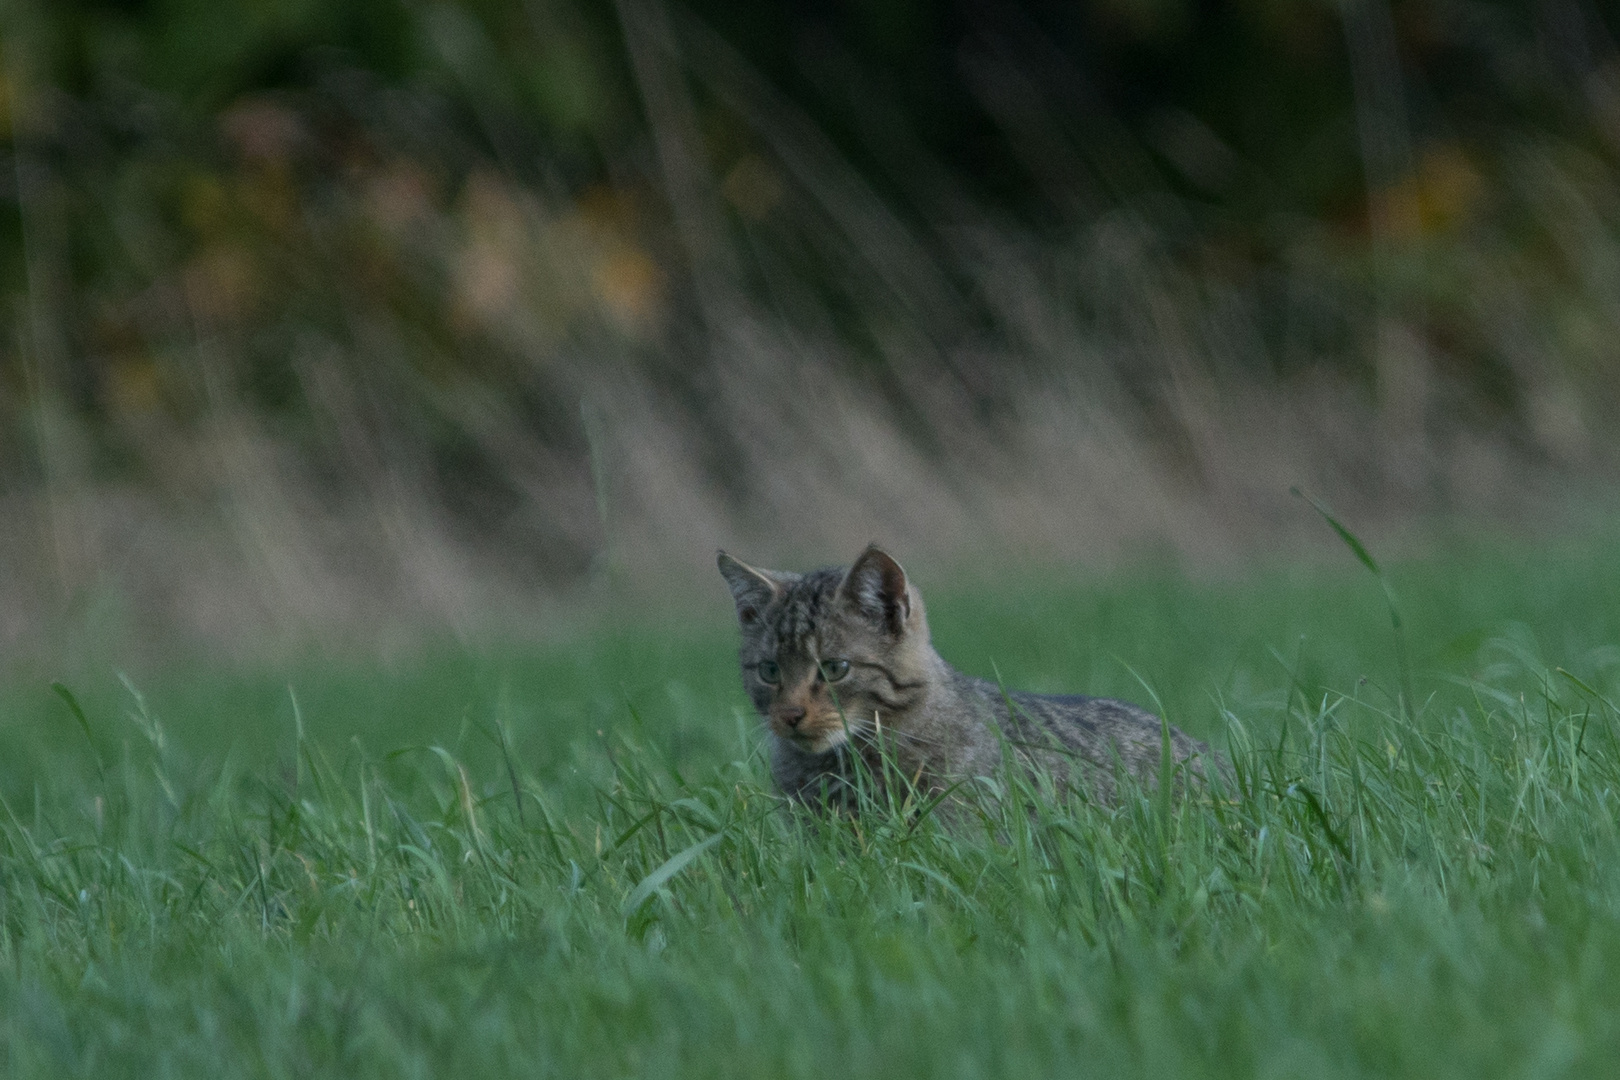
838,545,913,635
717,551,784,628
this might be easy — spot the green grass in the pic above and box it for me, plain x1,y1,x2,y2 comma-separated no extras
6,531,1620,1078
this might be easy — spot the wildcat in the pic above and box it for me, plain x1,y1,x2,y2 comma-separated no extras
719,545,1218,809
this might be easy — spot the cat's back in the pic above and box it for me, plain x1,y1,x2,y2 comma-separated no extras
959,674,1212,784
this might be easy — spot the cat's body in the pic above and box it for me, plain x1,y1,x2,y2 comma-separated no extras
719,546,1216,809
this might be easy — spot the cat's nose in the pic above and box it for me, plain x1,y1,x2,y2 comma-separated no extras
776,705,806,728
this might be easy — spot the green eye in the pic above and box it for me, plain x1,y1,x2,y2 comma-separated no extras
821,659,851,682
757,661,780,685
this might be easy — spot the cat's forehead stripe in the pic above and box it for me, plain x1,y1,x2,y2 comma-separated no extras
769,567,843,650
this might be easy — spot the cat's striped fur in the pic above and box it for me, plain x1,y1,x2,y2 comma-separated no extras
719,545,1217,808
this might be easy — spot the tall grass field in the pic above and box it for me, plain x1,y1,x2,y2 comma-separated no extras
5,529,1620,1078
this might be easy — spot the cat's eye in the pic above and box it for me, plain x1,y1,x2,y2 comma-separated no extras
756,660,781,685
820,659,851,682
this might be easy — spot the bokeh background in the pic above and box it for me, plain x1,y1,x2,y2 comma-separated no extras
3,0,1619,656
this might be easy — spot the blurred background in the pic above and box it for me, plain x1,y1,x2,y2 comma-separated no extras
2,0,1618,657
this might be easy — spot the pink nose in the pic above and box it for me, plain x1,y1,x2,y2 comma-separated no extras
775,705,806,728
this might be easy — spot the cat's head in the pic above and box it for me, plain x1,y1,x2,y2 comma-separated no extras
717,545,933,754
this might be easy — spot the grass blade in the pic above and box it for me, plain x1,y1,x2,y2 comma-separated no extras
623,832,723,916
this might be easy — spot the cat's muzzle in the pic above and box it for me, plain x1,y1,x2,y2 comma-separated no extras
773,710,862,754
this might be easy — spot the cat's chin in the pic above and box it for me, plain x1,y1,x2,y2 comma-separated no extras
783,727,852,755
